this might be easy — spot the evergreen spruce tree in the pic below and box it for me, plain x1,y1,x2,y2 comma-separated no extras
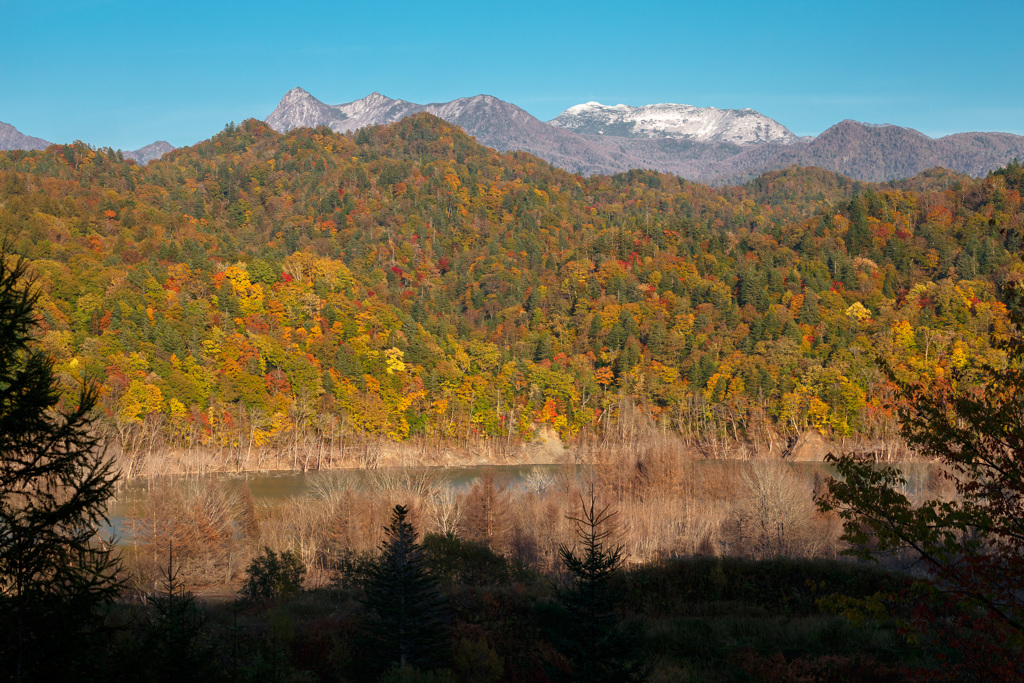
551,495,647,683
0,252,123,680
362,504,450,673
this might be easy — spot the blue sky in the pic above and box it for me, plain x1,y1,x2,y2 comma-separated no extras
2,0,1022,150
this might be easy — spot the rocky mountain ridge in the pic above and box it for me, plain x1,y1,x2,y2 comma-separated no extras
265,88,1024,183
0,120,174,164
0,121,51,151
549,101,798,144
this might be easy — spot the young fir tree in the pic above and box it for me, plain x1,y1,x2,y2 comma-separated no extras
0,252,123,680
133,544,217,683
362,504,450,673
551,495,647,683
239,546,306,603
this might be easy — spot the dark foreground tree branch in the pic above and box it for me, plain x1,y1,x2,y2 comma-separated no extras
818,280,1024,679
0,251,123,681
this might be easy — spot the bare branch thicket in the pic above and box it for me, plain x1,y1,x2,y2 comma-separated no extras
519,466,555,495
427,486,463,537
733,460,840,560
126,477,242,588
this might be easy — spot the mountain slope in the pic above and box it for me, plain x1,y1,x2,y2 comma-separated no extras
711,120,1024,183
265,89,1024,183
123,140,176,165
0,121,52,151
550,101,797,144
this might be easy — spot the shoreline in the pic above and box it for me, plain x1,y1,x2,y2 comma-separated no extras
109,432,926,484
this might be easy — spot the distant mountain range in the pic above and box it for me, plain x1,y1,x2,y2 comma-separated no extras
265,88,1024,183
4,88,1024,183
0,121,174,164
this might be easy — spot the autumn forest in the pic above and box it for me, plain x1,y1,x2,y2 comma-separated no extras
0,115,1020,473
5,111,1024,681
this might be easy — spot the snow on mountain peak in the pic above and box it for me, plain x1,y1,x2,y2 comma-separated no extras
550,100,796,145
266,88,341,132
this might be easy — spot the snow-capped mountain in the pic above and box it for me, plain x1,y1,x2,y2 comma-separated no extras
263,88,1024,182
549,101,798,145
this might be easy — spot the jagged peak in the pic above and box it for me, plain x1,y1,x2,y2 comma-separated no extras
443,94,516,108
358,91,399,104
279,87,322,103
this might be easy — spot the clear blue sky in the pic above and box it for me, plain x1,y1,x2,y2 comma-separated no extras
2,0,1022,151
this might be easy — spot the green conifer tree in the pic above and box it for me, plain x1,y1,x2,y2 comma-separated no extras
0,252,123,680
551,495,647,683
362,504,450,673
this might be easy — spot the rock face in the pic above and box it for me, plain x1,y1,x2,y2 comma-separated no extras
265,88,1024,184
265,88,635,176
0,121,51,151
123,141,175,165
527,424,566,464
786,431,834,462
549,101,798,145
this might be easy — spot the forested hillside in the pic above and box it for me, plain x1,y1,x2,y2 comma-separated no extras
1,115,1021,473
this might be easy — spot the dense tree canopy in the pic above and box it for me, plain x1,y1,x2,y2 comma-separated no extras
819,281,1024,679
0,115,1021,468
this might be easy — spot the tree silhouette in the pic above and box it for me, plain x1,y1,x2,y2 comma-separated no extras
0,252,123,680
819,280,1024,679
551,494,647,682
361,504,449,673
240,546,306,602
134,544,216,683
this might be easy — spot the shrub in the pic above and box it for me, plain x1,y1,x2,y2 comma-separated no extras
330,547,377,591
240,547,306,602
422,533,512,587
